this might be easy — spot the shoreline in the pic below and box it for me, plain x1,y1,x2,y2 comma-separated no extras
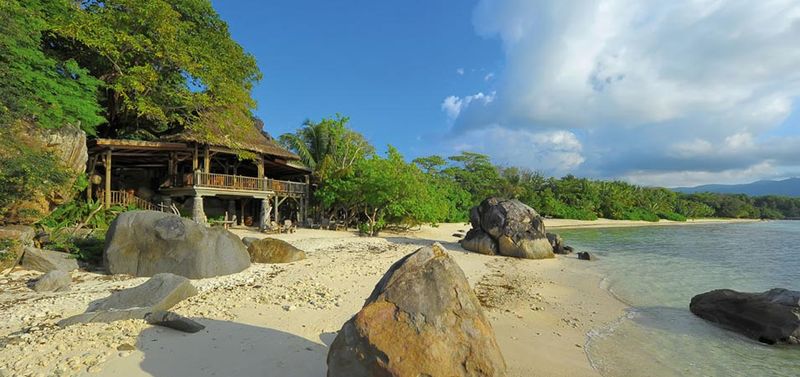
0,218,763,376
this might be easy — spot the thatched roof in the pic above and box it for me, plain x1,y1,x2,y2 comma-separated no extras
163,120,300,161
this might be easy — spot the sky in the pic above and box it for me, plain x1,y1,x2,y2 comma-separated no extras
211,0,800,187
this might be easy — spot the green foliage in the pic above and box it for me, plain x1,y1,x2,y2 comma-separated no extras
0,0,104,132
38,199,127,263
0,129,73,220
622,208,660,222
657,212,687,222
0,239,18,262
279,114,374,182
47,0,262,140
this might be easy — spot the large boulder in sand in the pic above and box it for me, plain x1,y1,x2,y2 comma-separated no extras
104,211,250,278
461,198,553,259
33,270,71,292
21,247,79,273
327,243,506,377
460,228,498,255
690,288,800,345
247,238,306,263
58,273,197,327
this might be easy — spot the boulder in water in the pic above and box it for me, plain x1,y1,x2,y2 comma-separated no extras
577,251,593,261
327,243,506,376
104,211,250,278
690,288,800,345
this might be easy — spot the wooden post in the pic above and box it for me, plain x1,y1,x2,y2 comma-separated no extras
104,149,112,209
168,152,175,185
203,145,210,173
192,144,198,171
256,158,264,179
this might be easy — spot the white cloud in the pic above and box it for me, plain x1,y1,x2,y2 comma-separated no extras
484,72,495,82
456,68,465,76
441,92,496,120
446,127,584,175
623,162,779,188
446,0,800,185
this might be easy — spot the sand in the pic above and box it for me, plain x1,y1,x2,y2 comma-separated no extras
0,218,751,377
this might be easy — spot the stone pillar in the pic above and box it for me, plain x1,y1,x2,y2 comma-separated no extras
192,194,206,224
227,200,236,220
259,198,272,231
274,195,280,224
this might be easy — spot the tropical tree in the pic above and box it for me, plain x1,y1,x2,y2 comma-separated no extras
279,114,373,181
0,0,104,132
46,0,261,141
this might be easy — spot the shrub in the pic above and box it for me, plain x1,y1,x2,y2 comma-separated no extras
657,212,687,222
623,208,660,222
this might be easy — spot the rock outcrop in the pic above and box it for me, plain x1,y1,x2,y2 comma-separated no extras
460,198,554,259
577,251,593,261
690,288,800,345
327,244,506,377
58,273,197,327
546,232,571,254
3,125,87,225
104,211,250,278
247,238,306,263
20,247,79,273
33,270,71,292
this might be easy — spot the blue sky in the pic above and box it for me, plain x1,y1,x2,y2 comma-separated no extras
212,0,800,187
212,0,501,157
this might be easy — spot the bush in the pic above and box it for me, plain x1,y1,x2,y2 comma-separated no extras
657,212,687,222
623,208,660,222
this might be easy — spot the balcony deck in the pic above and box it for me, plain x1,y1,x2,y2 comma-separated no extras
164,171,308,198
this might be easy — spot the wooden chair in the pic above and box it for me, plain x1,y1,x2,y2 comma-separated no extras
320,218,331,230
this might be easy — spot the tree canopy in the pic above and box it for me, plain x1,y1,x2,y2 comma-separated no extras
0,0,104,132
1,0,262,142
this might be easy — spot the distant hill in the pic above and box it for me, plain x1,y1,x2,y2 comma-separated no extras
673,177,800,197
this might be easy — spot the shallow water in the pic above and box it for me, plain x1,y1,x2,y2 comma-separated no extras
560,221,800,377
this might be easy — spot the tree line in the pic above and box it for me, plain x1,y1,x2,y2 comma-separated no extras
281,116,800,233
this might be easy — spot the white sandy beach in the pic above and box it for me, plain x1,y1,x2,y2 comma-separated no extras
0,218,757,377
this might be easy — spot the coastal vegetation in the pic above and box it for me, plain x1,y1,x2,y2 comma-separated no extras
2,0,798,238
281,116,800,233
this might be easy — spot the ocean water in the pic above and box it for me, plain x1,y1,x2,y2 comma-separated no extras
559,221,800,377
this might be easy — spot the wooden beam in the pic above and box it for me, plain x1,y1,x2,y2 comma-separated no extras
104,149,112,209
203,145,211,173
192,144,198,171
256,158,264,179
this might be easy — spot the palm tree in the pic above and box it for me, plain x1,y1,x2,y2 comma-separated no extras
278,113,374,181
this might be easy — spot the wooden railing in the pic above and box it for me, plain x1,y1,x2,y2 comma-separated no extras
100,190,178,214
174,172,307,196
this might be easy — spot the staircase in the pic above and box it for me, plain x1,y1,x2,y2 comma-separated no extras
100,190,180,215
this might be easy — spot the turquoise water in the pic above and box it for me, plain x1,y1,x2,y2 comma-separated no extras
560,221,800,377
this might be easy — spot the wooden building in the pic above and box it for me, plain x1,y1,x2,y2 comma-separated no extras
86,129,310,229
